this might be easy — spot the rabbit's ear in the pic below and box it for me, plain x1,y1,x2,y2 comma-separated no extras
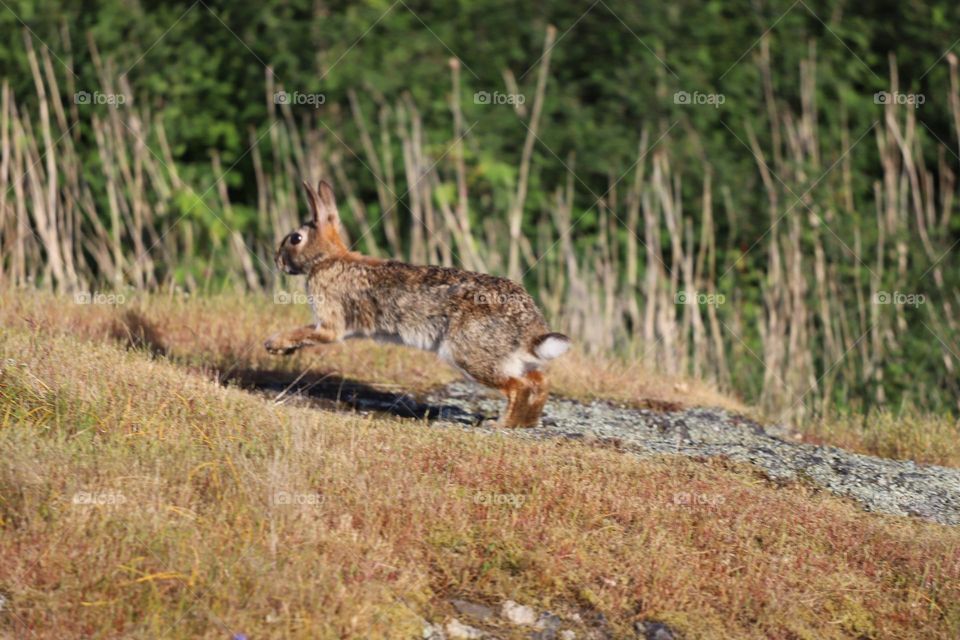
302,180,322,224
302,179,341,229
315,180,341,228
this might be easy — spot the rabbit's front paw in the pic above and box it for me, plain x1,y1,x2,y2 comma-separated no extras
264,333,301,356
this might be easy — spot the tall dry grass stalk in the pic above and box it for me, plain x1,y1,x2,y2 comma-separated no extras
1,29,958,419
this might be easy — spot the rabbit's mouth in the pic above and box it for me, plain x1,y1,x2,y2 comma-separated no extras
275,250,301,275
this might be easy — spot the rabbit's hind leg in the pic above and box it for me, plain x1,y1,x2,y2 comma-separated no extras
499,371,548,428
439,336,546,426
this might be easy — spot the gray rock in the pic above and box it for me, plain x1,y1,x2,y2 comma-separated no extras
445,618,484,639
634,620,678,640
451,599,495,621
530,612,563,639
536,612,562,632
502,600,538,626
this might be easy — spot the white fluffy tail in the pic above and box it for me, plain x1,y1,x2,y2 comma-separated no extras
531,332,571,360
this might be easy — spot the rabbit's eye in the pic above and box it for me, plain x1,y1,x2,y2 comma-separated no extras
289,233,302,246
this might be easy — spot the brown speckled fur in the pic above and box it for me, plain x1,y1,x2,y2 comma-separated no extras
265,180,570,427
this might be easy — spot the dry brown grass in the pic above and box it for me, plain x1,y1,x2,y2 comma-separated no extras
0,288,745,413
1,293,959,638
801,412,960,469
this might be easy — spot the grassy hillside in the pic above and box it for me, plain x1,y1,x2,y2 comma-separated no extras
1,290,959,638
4,289,959,467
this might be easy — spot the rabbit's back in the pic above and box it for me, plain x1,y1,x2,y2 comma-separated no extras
308,259,549,378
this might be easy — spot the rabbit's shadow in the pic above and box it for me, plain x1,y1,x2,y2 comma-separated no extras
225,368,487,425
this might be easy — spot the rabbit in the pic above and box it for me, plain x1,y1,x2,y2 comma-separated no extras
265,180,570,427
